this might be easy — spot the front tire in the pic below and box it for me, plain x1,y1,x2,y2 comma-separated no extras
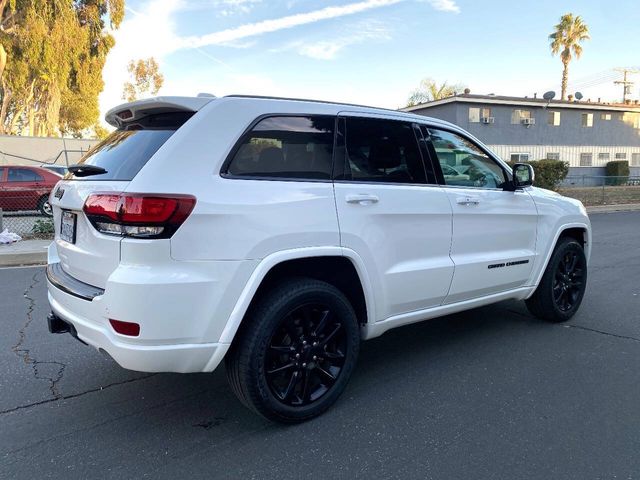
226,278,360,423
526,238,587,322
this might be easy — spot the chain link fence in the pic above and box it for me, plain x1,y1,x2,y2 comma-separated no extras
0,190,55,240
2,174,638,241
559,175,640,206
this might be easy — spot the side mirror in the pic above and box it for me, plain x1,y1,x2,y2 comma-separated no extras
512,163,534,188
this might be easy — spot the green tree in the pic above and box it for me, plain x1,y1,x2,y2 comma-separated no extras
549,13,590,101
92,123,111,140
122,57,164,102
0,0,124,136
406,78,464,107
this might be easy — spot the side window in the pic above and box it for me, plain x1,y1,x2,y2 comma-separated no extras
428,128,507,189
343,117,426,184
0,167,4,181
226,116,334,180
8,168,40,182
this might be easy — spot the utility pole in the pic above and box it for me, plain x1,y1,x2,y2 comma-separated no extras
614,68,639,102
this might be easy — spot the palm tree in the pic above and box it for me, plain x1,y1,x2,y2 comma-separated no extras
406,78,464,107
549,13,590,100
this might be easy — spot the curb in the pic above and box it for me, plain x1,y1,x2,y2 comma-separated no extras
586,203,640,214
0,250,47,267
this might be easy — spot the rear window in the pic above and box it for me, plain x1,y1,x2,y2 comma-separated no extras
65,112,193,181
225,115,335,180
8,168,43,182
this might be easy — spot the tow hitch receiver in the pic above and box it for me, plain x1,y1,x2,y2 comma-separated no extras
47,312,87,345
47,312,70,334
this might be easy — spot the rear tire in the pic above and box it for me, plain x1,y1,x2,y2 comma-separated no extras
525,238,587,322
38,195,53,216
225,277,360,423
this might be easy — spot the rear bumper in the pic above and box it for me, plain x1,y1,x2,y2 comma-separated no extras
47,287,228,373
45,241,256,373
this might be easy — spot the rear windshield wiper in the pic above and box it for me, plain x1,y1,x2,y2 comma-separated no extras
68,164,108,177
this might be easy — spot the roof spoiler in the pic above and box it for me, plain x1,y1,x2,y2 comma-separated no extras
104,96,216,128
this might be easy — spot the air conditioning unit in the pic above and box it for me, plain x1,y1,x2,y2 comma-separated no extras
481,117,495,124
521,118,536,126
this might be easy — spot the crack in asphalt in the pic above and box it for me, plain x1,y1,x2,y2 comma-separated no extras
10,270,67,399
1,385,212,459
562,324,640,343
507,308,640,343
0,373,158,416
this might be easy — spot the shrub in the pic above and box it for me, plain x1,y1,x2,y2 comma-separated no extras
508,159,569,191
605,160,630,186
31,218,54,235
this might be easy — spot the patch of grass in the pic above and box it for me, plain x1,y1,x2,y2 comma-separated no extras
559,185,640,206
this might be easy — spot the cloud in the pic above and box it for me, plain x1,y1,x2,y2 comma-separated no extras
424,0,460,13
179,0,404,48
215,0,263,16
284,20,392,60
97,0,461,120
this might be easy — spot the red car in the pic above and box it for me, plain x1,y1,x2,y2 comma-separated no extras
0,165,61,216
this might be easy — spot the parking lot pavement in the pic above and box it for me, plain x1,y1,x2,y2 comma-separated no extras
1,212,639,479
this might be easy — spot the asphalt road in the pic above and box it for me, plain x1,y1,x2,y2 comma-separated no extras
1,212,639,479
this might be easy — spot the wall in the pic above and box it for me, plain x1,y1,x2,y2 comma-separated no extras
0,135,99,166
412,103,640,148
486,144,640,168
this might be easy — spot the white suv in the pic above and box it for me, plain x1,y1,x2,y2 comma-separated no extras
46,95,591,422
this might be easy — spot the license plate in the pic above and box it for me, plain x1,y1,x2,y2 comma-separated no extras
60,211,77,244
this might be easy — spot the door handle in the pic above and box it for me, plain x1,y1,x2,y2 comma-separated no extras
346,194,379,205
456,196,480,206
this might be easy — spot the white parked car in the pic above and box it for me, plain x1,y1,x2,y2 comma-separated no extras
46,95,591,422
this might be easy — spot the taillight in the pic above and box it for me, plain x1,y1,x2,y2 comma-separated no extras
83,193,196,239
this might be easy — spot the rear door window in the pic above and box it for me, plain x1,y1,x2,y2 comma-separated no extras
66,111,193,181
225,116,335,180
342,117,427,184
8,168,42,182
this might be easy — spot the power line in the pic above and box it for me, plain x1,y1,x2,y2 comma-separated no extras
614,67,639,102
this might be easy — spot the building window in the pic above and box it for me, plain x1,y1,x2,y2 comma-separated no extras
598,153,610,162
548,111,561,126
470,107,492,123
615,153,627,160
547,152,560,160
622,112,640,129
601,113,612,120
580,153,593,167
632,153,640,166
511,109,532,124
581,113,593,127
510,153,530,162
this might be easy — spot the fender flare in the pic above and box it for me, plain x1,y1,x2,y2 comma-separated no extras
528,222,591,295
216,246,377,346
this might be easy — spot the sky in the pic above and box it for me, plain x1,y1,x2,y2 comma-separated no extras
99,0,640,119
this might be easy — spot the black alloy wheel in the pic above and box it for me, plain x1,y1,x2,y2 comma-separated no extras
265,303,347,407
526,238,588,322
226,277,360,423
552,249,586,312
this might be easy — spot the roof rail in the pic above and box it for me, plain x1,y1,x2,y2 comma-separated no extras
223,94,400,114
